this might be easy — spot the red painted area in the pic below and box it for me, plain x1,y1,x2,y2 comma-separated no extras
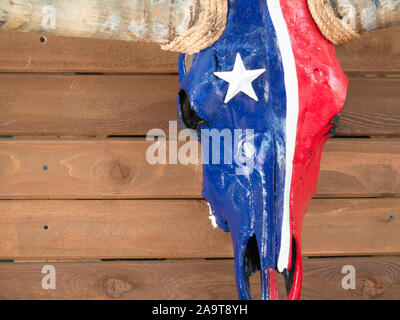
280,0,348,300
268,268,279,300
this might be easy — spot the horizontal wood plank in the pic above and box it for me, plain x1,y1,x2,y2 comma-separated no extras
303,198,400,256
0,198,398,259
338,77,400,136
0,256,399,299
0,139,399,198
0,27,399,74
335,27,400,74
318,139,400,197
0,200,232,260
0,32,179,73
0,74,178,137
0,139,203,198
0,74,398,137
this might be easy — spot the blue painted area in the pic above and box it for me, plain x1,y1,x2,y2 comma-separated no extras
177,0,288,299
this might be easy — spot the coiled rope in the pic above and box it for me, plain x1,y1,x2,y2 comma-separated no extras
307,0,359,45
161,0,228,54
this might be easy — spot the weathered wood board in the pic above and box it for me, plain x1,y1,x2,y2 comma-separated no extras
0,27,398,74
0,139,399,198
335,27,400,75
0,74,398,137
0,257,398,299
0,198,398,260
0,32,179,73
0,74,179,137
338,77,400,136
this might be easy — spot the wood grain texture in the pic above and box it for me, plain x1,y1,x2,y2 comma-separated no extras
335,27,400,74
0,74,398,137
317,139,400,197
0,198,398,260
0,200,232,260
0,27,398,74
0,32,179,73
0,256,399,299
0,138,399,198
0,138,203,199
337,77,400,136
0,74,178,137
300,256,400,300
303,198,400,256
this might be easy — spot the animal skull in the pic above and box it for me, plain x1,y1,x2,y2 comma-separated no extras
177,0,348,299
1,0,398,300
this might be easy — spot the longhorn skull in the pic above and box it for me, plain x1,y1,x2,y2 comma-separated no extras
0,0,399,300
178,0,348,299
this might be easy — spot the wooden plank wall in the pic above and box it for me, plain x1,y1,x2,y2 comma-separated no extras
0,26,399,300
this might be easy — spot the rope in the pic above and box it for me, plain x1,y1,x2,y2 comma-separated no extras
162,0,361,52
307,0,359,45
161,0,228,54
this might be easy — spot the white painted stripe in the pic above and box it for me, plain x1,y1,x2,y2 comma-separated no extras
207,202,218,229
267,0,299,272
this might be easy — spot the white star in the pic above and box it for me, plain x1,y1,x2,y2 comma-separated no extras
214,53,266,103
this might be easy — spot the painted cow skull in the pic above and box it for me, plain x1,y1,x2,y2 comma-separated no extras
177,0,347,299
1,0,398,301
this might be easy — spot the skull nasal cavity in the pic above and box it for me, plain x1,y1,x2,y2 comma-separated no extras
179,89,208,131
244,235,261,284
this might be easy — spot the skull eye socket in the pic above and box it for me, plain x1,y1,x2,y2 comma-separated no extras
178,89,209,132
244,235,261,288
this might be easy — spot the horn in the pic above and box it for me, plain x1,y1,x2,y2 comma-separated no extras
0,0,228,54
308,0,400,45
